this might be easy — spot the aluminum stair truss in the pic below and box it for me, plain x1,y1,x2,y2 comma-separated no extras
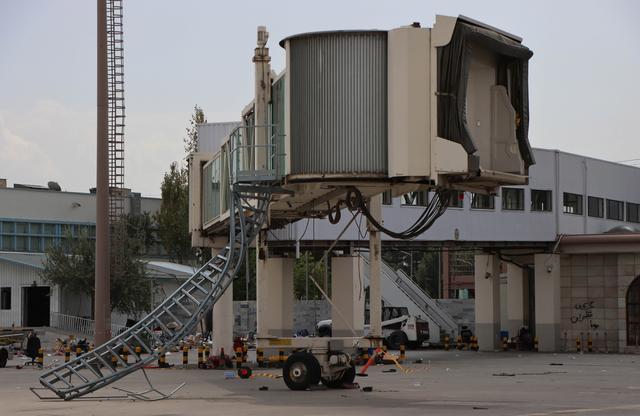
38,184,272,400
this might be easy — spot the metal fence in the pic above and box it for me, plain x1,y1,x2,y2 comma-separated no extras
50,312,127,337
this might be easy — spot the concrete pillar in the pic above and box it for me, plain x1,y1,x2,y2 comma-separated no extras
474,254,501,350
367,194,383,338
534,253,561,352
212,243,233,355
256,256,294,337
331,256,365,337
506,263,525,338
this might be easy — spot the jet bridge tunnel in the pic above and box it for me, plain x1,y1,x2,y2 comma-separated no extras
188,14,535,386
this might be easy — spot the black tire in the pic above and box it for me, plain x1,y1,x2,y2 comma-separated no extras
321,363,356,388
317,325,332,337
387,331,408,350
283,351,321,391
0,348,7,368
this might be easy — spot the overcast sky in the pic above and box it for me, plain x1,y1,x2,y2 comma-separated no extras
1,0,639,197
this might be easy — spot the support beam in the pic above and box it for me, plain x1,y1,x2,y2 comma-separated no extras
256,253,294,338
331,256,365,337
367,194,383,338
212,242,233,356
534,253,561,352
474,254,500,350
506,263,525,338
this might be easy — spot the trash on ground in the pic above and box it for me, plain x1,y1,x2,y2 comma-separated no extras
383,368,397,373
362,386,373,392
258,386,268,391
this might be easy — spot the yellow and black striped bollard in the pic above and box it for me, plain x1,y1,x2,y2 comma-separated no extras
158,351,166,368
111,353,118,368
235,347,243,369
183,346,189,366
502,337,508,351
257,349,264,368
64,346,71,363
456,336,462,350
135,346,142,361
444,336,450,351
122,346,129,364
399,344,406,362
242,344,248,363
533,336,539,352
198,346,204,368
76,346,83,357
37,347,44,367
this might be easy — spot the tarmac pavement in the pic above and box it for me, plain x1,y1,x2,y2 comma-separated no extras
2,350,640,416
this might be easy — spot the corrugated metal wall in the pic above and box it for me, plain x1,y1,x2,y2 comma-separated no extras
0,261,59,327
288,31,388,176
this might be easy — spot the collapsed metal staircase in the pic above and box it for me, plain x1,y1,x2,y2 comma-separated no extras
38,183,272,400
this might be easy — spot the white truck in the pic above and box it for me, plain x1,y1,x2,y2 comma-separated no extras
316,306,430,349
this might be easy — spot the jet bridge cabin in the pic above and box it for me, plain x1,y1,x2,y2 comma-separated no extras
190,15,534,239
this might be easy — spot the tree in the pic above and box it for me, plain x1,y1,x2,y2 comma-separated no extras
41,215,154,317
184,104,206,156
293,252,328,300
155,162,193,264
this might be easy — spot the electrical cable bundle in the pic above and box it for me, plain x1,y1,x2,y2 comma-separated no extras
343,186,451,240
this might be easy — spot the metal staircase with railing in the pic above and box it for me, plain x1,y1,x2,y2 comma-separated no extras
360,252,459,340
37,127,279,401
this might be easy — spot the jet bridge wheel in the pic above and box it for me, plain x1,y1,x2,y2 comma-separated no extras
283,351,321,391
321,363,356,388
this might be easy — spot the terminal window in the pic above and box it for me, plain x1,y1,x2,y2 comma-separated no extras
402,190,428,206
588,196,604,218
447,191,465,208
531,190,552,212
0,287,10,310
563,193,583,215
471,193,495,210
607,199,624,221
627,202,640,223
502,188,524,210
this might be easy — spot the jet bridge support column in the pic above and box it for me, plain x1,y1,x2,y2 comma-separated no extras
367,195,383,338
256,235,294,337
212,241,233,356
331,255,365,337
474,254,501,350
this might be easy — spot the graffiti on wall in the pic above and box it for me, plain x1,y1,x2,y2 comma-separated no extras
570,300,596,328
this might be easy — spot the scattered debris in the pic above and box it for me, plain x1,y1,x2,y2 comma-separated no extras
258,386,268,391
382,368,397,373
414,358,423,364
493,372,516,377
549,363,564,366
473,406,488,410
362,386,373,392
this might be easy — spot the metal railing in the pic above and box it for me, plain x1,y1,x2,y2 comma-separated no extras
229,124,284,183
50,312,127,337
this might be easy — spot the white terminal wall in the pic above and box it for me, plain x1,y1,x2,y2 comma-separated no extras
270,148,640,243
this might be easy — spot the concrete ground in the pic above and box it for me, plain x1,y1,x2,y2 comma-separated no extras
2,350,640,416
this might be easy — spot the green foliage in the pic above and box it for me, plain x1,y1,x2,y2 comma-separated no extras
233,248,256,301
382,249,440,298
155,162,193,264
293,252,328,300
40,215,154,316
184,104,206,156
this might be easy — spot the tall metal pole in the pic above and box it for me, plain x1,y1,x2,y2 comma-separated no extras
95,0,111,346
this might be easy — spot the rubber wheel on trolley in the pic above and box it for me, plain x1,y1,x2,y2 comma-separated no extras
0,348,7,368
283,351,321,391
238,366,252,379
321,363,356,388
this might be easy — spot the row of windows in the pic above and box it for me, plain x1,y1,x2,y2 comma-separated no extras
0,221,97,252
384,190,640,223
